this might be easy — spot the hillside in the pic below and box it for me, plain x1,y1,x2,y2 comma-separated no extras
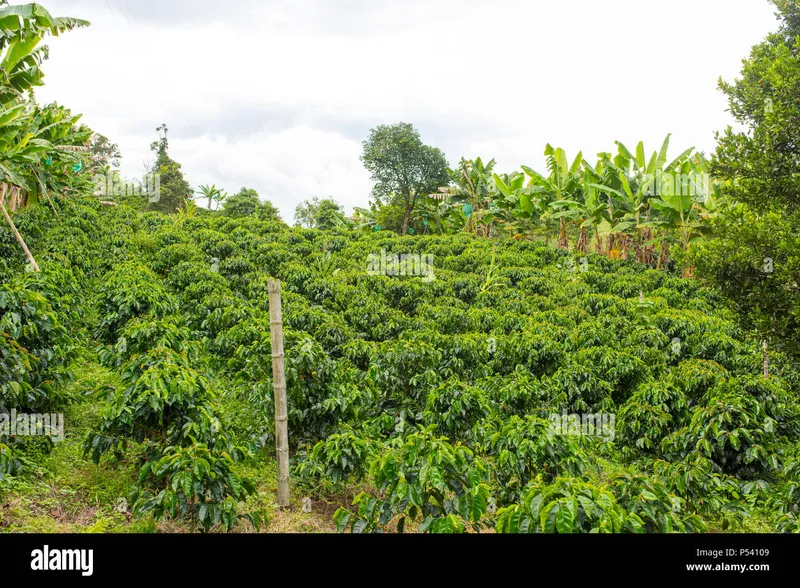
1,198,798,533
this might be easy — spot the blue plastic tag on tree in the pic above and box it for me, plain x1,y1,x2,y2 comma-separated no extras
73,161,83,173
374,224,381,232
462,203,473,217
408,227,415,234
44,156,52,166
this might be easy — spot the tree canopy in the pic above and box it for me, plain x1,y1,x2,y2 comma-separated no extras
360,122,449,234
223,186,282,221
294,196,346,229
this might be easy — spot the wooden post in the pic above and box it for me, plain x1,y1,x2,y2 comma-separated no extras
268,278,290,507
0,183,40,272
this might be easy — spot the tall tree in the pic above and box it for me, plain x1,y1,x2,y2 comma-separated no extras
148,124,191,214
693,0,800,357
223,187,260,217
360,122,450,234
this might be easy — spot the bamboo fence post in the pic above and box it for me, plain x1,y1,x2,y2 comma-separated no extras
0,183,40,272
268,278,290,507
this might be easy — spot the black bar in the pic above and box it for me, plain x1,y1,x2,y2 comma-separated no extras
0,533,794,580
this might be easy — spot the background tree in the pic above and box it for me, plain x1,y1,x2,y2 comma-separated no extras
360,122,450,234
223,187,259,217
294,196,345,229
294,196,319,227
87,133,121,175
315,198,345,230
223,186,282,221
693,0,800,357
258,197,282,222
148,124,191,214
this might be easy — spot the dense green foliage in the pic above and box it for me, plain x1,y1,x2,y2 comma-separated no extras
2,196,798,533
223,187,281,221
694,0,800,359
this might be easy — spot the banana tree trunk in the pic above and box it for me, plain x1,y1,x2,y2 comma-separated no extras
558,218,568,249
634,230,644,264
656,239,670,270
7,185,27,212
637,228,655,266
620,235,631,260
575,226,588,253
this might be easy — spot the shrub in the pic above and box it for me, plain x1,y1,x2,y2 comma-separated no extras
334,429,491,533
95,262,178,344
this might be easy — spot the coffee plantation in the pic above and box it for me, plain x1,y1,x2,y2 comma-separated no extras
1,197,798,533
1,0,800,538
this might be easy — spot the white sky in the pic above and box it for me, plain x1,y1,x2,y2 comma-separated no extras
38,0,779,220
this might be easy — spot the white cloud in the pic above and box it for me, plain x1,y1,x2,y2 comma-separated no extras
38,0,779,219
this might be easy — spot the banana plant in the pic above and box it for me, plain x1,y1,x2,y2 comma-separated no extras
0,2,89,105
548,167,614,253
0,100,90,203
590,153,638,258
521,144,582,247
696,176,730,222
212,189,228,210
352,206,380,233
26,101,92,202
445,157,498,236
413,194,463,234
492,170,534,238
642,156,711,273
0,100,36,186
612,135,699,264
198,184,225,210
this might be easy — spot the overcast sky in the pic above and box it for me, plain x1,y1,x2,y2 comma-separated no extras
39,0,779,220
